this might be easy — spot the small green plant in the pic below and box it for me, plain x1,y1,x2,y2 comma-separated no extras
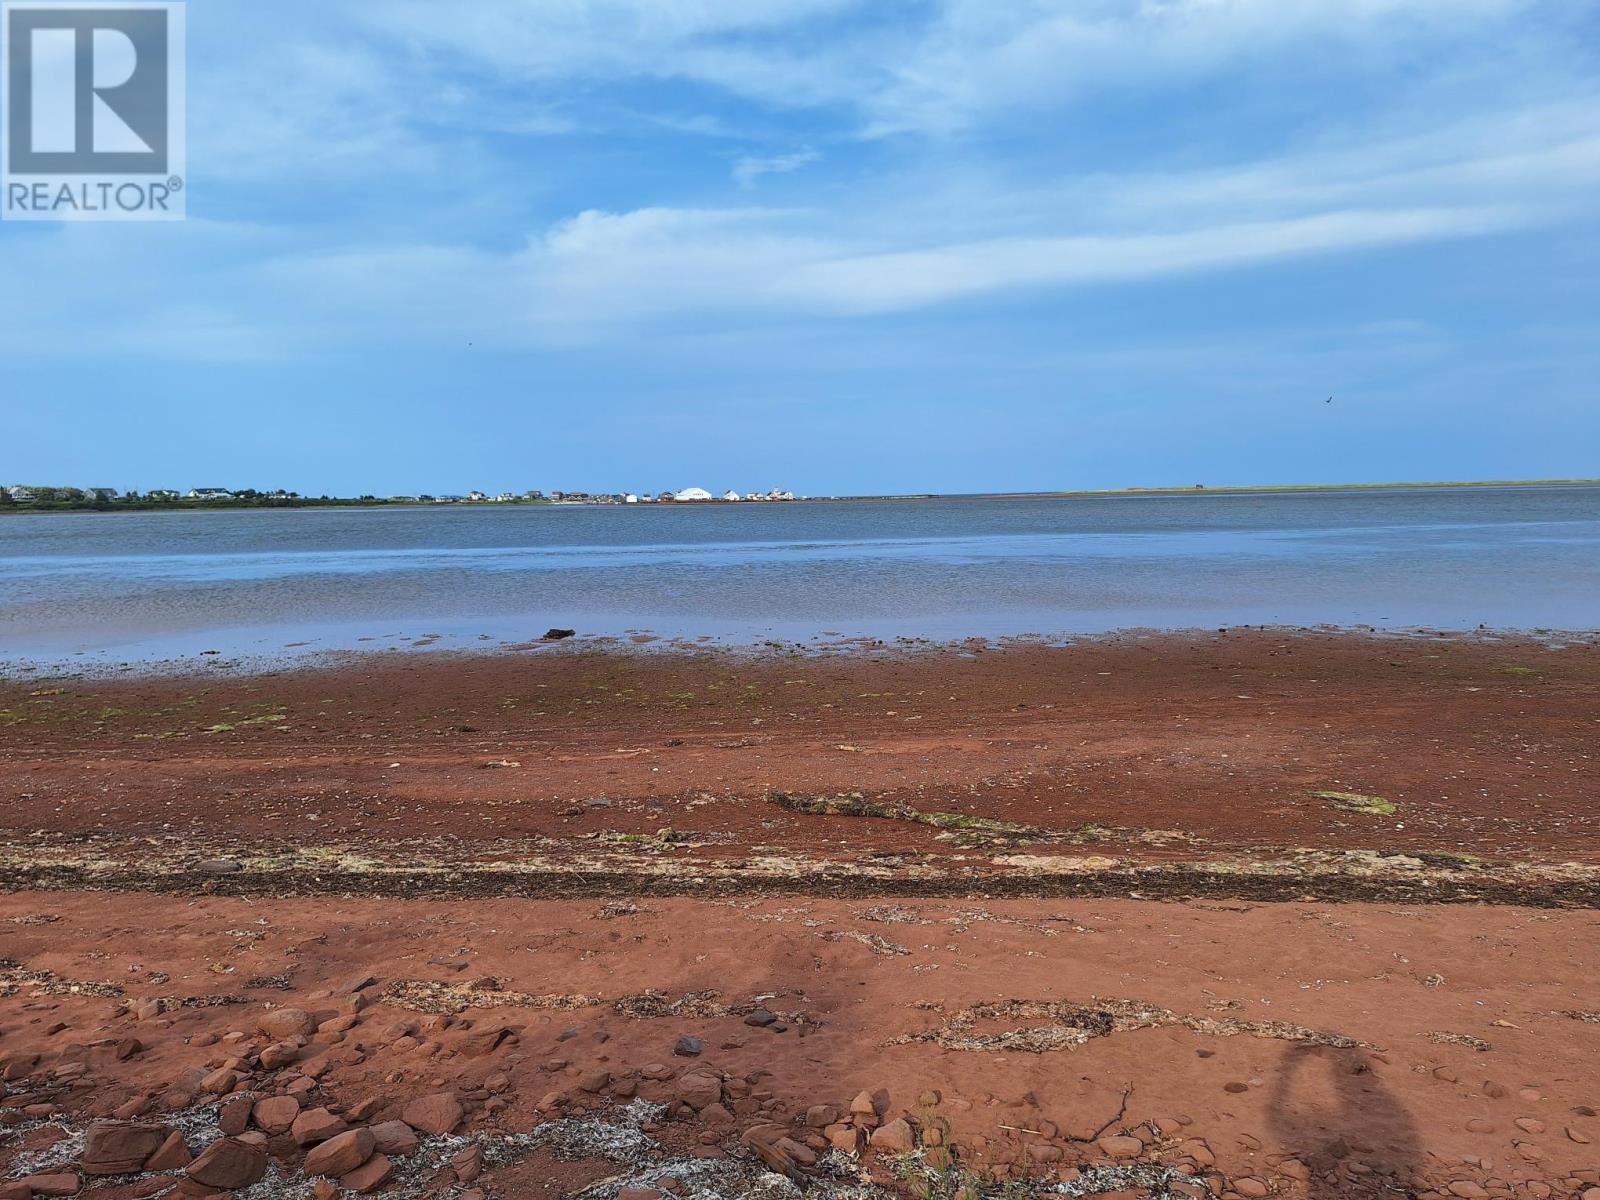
1314,790,1397,816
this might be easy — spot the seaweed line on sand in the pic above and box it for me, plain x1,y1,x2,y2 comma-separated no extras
892,997,1369,1053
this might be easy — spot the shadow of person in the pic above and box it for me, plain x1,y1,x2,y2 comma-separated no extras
1267,1043,1422,1197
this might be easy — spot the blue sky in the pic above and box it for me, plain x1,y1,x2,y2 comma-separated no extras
4,0,1598,496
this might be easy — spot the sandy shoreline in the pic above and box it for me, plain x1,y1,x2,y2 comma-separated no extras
4,631,1599,1198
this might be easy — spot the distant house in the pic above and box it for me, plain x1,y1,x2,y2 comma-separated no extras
675,487,714,502
186,488,233,500
147,489,180,501
524,490,545,501
87,487,119,501
495,493,518,502
623,494,639,504
6,486,36,501
467,490,489,502
722,490,741,502
658,490,677,502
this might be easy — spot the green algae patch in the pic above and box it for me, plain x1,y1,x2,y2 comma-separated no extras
1314,790,1398,816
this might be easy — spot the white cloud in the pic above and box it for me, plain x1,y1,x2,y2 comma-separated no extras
775,207,1518,313
3,2,1595,363
733,149,822,187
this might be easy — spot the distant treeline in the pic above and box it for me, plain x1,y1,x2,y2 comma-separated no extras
0,488,428,513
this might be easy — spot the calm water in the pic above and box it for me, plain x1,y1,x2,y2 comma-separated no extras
1,487,1596,666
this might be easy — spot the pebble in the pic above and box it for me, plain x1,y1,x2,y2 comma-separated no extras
256,1008,315,1039
81,1122,169,1175
869,1119,916,1154
673,1036,704,1058
369,1120,420,1156
401,1092,463,1135
341,1153,393,1195
677,1073,723,1110
291,1108,348,1146
304,1128,376,1179
217,1096,251,1134
1098,1135,1144,1159
252,1096,300,1134
18,1176,80,1198
145,1130,192,1171
452,1146,485,1183
185,1137,267,1190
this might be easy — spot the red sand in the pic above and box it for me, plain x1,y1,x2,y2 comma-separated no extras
3,632,1598,1199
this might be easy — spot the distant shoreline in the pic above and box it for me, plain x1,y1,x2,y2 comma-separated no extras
0,476,1595,515
829,477,1600,501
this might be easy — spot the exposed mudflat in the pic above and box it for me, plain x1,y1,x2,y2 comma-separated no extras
3,633,1598,1198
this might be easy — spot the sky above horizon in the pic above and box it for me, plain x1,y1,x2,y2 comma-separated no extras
4,0,1598,497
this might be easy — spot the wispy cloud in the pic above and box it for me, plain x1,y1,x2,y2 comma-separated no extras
732,148,822,187
3,0,1597,368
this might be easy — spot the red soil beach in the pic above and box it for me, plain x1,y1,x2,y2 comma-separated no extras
3,632,1599,1200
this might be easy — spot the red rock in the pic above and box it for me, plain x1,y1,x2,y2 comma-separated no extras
578,1070,611,1093
452,1145,484,1183
1234,1179,1270,1198
143,1130,192,1171
186,1138,267,1190
869,1118,916,1154
806,1105,840,1127
257,1008,315,1039
217,1095,252,1135
619,1190,663,1200
82,1123,169,1175
291,1107,348,1146
0,1183,30,1200
258,1042,299,1069
402,1092,463,1135
827,1124,864,1155
20,1177,80,1198
677,1073,722,1110
774,1137,816,1166
849,1090,877,1116
114,1039,144,1062
1099,1134,1143,1159
304,1128,375,1178
340,1154,393,1195
369,1120,419,1155
201,1069,239,1096
311,1181,337,1200
251,1095,300,1134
